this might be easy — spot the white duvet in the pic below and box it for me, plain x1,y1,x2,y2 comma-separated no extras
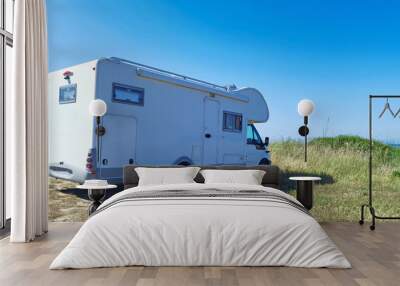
50,183,351,269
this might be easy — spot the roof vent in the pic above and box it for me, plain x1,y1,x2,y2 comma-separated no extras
226,84,237,91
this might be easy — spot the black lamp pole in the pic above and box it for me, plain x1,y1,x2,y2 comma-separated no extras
297,99,314,163
95,116,106,163
298,116,309,162
304,116,308,162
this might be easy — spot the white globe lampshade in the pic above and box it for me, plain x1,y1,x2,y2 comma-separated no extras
89,99,107,117
297,99,315,117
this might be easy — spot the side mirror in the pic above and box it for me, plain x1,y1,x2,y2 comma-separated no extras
264,137,270,147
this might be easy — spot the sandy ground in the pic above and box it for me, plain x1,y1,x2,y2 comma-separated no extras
48,177,89,222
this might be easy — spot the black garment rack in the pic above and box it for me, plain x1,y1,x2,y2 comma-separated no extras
359,95,400,230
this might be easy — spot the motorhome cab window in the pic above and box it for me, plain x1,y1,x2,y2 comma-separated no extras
59,84,77,104
223,111,242,132
247,124,263,145
112,83,144,105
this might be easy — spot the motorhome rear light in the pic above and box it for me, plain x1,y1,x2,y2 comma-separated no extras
87,153,92,157
63,70,73,76
63,71,74,84
86,163,93,169
86,158,92,163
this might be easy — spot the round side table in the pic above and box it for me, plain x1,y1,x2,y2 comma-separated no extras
77,184,117,215
289,177,321,210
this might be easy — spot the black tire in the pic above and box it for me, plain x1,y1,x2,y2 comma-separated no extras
370,225,375,231
359,220,364,225
178,161,191,166
259,158,271,165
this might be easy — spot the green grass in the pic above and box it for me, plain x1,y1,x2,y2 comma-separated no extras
271,135,400,222
49,135,400,222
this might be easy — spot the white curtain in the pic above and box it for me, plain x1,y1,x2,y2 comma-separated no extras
8,0,48,242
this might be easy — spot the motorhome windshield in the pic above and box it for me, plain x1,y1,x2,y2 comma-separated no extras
247,124,263,145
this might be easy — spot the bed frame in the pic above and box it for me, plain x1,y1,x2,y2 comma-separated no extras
123,165,281,189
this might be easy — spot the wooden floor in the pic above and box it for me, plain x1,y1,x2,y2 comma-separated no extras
0,222,399,286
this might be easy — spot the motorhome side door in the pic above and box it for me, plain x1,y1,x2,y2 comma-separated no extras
99,114,137,180
203,98,220,164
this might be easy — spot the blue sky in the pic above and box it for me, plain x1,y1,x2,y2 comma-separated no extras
47,0,400,142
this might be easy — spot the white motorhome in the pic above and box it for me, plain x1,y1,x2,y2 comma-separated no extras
48,57,270,183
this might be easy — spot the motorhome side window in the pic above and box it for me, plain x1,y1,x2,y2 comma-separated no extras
59,84,77,104
223,111,242,132
247,124,262,145
112,83,144,105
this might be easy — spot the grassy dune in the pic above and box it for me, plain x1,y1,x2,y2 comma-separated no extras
48,135,400,222
271,135,400,222
48,177,89,222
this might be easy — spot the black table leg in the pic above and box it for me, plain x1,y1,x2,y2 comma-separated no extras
88,189,106,215
296,181,313,210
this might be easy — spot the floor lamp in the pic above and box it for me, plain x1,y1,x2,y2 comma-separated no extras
89,99,107,165
297,99,315,162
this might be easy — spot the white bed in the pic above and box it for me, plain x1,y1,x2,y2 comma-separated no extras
50,183,351,269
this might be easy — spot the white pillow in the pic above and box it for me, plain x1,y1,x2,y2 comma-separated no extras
136,167,200,186
200,169,265,185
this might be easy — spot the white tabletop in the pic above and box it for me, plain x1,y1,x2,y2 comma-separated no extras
76,184,118,190
289,176,321,181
